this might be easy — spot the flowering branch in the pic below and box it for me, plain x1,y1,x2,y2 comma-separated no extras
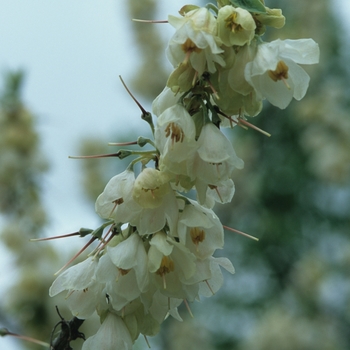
46,1,319,349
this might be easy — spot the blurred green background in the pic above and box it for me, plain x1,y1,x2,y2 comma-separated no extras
1,0,349,349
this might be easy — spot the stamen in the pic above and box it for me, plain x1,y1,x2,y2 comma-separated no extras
156,256,175,289
165,122,185,144
190,227,206,246
225,12,243,33
183,299,194,318
162,274,167,290
192,70,199,87
150,189,156,199
205,280,215,295
208,184,224,203
65,290,75,299
238,118,271,137
143,334,151,349
223,225,259,241
109,198,124,218
181,38,201,55
268,60,290,89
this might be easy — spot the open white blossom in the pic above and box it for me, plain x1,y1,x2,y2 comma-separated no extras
191,123,244,204
155,104,198,185
95,169,142,225
131,168,179,235
245,39,320,109
95,233,149,311
177,199,224,259
167,7,225,76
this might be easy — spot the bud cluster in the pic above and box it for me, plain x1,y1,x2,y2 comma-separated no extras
49,1,319,348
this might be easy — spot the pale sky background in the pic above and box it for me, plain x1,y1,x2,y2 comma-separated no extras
0,0,349,349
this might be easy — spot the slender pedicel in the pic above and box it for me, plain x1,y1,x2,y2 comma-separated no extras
54,236,97,275
132,19,168,24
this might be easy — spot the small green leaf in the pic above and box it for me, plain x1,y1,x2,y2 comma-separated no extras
230,0,266,13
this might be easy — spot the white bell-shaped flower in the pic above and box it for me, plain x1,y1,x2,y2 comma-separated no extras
152,87,179,118
199,256,235,297
155,104,198,182
96,253,139,312
217,6,256,46
106,233,149,296
244,39,320,109
190,123,244,203
150,290,183,323
167,7,225,76
95,169,142,225
177,199,224,259
148,232,200,301
82,312,133,350
131,168,179,235
49,257,105,318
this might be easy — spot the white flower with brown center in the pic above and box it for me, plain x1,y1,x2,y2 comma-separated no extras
167,7,225,77
130,168,179,235
217,6,256,46
244,38,320,109
177,199,224,259
95,169,142,225
155,104,198,186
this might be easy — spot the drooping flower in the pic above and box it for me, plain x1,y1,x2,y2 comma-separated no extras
131,168,179,235
253,7,285,35
155,104,198,185
177,199,224,259
152,87,179,118
82,312,133,350
217,6,256,46
148,231,200,300
244,39,320,109
167,7,225,81
96,233,149,311
95,169,142,225
198,256,235,297
190,122,244,204
49,257,105,318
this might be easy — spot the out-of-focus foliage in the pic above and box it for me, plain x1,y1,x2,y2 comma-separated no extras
0,71,69,349
127,0,169,100
0,71,47,225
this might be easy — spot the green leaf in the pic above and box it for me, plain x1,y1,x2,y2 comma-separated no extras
229,0,266,13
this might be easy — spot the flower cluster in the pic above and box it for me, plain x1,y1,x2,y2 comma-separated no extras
49,1,319,348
